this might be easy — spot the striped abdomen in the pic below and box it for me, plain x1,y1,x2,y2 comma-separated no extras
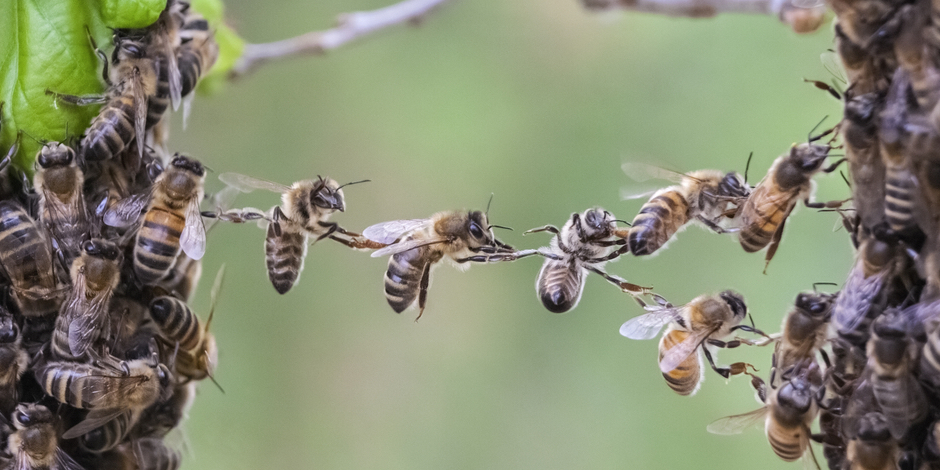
79,410,137,453
871,374,926,438
135,207,185,284
536,258,585,313
884,163,915,233
37,361,104,409
0,343,26,417
175,332,217,381
738,188,796,253
149,296,203,352
264,224,308,295
125,438,181,470
658,329,702,396
629,189,690,256
921,335,940,391
766,418,806,462
178,29,218,98
147,59,170,129
0,201,60,316
51,313,82,361
384,240,432,313
41,198,85,268
81,94,137,161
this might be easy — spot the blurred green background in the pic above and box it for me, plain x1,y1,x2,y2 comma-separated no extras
173,1,850,469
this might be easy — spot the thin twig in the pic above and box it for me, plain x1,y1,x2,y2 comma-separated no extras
580,0,827,34
230,0,454,78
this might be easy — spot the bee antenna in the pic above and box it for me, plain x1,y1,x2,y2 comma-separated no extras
19,130,44,145
808,115,828,141
488,224,513,231
202,164,215,173
839,170,852,189
485,193,495,219
744,151,753,184
612,219,632,226
207,372,225,394
812,282,837,293
205,264,225,332
337,179,370,190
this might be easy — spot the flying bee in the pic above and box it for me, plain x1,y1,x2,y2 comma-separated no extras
736,126,846,271
33,141,88,268
0,200,65,317
47,30,157,162
218,172,377,294
866,309,927,441
707,361,822,466
620,290,766,395
36,358,171,438
51,239,122,360
105,154,206,284
364,209,515,320
0,309,28,417
771,290,835,385
6,403,84,470
149,265,224,386
621,163,750,256
833,231,899,348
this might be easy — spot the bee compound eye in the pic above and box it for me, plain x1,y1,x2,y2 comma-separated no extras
81,239,97,254
469,222,484,239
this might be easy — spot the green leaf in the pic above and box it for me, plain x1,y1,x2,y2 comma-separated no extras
0,0,243,174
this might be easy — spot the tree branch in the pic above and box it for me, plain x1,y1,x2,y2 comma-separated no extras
229,0,454,79
580,0,827,34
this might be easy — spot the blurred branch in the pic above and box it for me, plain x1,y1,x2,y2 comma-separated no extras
229,0,454,79
580,0,827,34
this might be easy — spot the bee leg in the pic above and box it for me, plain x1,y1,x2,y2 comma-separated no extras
819,348,831,368
820,158,847,173
695,215,739,234
43,89,108,107
523,225,560,235
762,212,790,274
328,234,387,250
0,130,21,172
728,324,772,342
84,25,111,85
415,263,432,322
700,347,733,379
584,265,652,295
454,249,546,264
270,207,286,237
572,213,590,242
584,244,631,264
804,197,850,209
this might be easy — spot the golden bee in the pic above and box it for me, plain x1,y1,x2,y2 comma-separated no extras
620,290,764,395
6,403,83,470
364,209,515,320
47,31,157,162
33,141,88,268
105,154,206,284
0,200,65,317
51,239,122,360
736,128,846,271
622,163,749,256
707,362,822,466
218,172,376,294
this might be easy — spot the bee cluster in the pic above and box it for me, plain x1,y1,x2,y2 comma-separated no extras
0,1,222,469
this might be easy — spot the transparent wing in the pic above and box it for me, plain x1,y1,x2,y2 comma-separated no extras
363,219,430,245
181,197,207,260
52,448,86,470
67,292,110,358
218,172,290,194
792,0,824,8
103,192,151,228
621,162,690,183
131,73,147,159
14,450,31,470
619,308,681,340
61,408,126,439
833,264,885,333
740,183,797,227
706,406,767,435
820,50,848,87
659,328,709,374
165,41,182,111
371,237,448,258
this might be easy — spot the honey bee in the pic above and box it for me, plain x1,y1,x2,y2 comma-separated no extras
736,128,846,271
0,201,65,317
37,358,171,438
833,25,894,97
33,142,88,268
0,310,27,417
47,31,157,162
51,239,122,360
920,307,940,394
77,410,137,453
771,290,834,384
218,172,377,294
866,309,927,441
105,154,206,284
841,90,886,231
6,403,83,470
845,412,899,470
177,8,219,124
148,265,223,385
707,361,822,466
621,163,750,256
620,291,765,395
364,209,515,320
94,438,180,470
133,381,195,439
833,232,899,348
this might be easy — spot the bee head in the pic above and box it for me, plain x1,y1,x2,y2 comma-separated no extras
111,36,147,64
794,292,833,320
775,374,815,415
718,290,747,322
581,208,616,238
37,142,74,169
156,363,173,391
12,404,52,430
718,172,749,198
856,412,891,442
170,154,205,177
82,239,122,262
311,176,345,212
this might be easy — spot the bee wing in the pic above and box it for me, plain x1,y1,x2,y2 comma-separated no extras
370,237,449,258
51,448,86,470
166,41,182,111
363,219,430,245
61,407,126,439
218,172,290,194
621,162,687,184
705,406,767,435
820,50,848,88
66,288,110,358
180,197,207,260
103,192,152,228
131,70,147,159
41,186,86,240
619,308,680,340
833,264,884,332
741,183,796,224
659,328,709,374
